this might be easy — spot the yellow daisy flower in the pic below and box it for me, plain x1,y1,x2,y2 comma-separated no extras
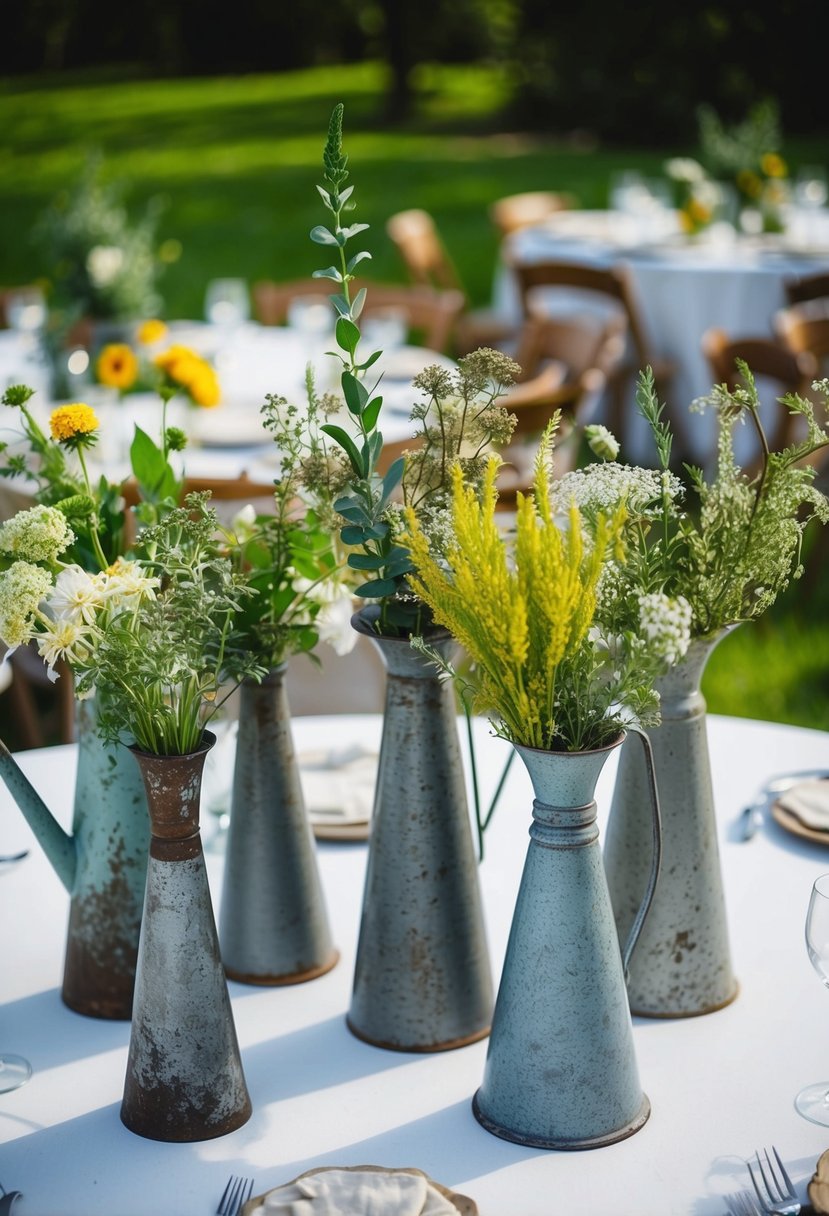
49,403,99,444
761,153,787,179
96,344,139,391
137,319,168,346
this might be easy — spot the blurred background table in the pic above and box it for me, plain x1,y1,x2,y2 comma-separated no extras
2,713,829,1215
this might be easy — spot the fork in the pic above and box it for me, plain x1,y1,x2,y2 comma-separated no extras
724,1192,761,1216
747,1147,801,1215
217,1175,254,1216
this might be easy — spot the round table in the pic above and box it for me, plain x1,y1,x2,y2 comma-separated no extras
2,712,829,1215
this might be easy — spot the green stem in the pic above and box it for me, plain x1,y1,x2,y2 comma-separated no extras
76,446,108,571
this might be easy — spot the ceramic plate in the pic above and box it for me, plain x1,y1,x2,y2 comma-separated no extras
772,799,829,846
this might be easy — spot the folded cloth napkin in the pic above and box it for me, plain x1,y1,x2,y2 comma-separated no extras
299,746,377,829
777,779,829,831
256,1169,459,1215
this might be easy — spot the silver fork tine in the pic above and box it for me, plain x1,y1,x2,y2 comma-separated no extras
758,1149,784,1203
748,1157,771,1210
237,1178,254,1214
217,1176,239,1216
772,1147,796,1199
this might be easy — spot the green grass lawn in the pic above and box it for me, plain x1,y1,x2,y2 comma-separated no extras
0,60,827,732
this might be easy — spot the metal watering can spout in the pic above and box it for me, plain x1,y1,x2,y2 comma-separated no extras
0,738,76,892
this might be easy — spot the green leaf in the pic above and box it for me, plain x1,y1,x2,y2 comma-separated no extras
351,288,367,320
341,524,368,545
335,316,361,357
362,396,383,432
315,185,334,211
355,577,398,598
381,457,405,503
348,552,387,571
330,294,351,317
346,250,372,273
130,426,177,502
342,371,368,415
310,225,339,246
341,222,370,239
356,349,382,372
293,550,323,580
321,423,363,477
312,267,342,283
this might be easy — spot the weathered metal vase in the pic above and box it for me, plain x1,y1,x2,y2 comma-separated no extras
347,608,493,1052
473,731,661,1149
122,732,252,1142
0,696,148,1019
603,630,738,1017
219,667,338,984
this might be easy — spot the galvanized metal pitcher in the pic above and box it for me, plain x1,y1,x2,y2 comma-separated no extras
0,696,149,1019
473,730,661,1149
122,732,251,1142
347,608,493,1052
219,667,338,985
603,629,738,1017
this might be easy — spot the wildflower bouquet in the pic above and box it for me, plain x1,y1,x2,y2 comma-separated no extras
697,100,789,233
95,319,221,409
566,367,829,649
225,375,357,669
35,153,170,326
404,420,679,753
663,158,723,236
312,103,516,638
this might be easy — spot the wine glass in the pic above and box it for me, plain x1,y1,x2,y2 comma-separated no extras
0,1054,31,1094
796,873,829,1124
204,278,250,330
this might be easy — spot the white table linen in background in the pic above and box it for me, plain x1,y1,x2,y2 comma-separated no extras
2,713,829,1215
494,211,829,464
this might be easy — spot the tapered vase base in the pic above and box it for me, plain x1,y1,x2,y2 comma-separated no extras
472,1090,651,1150
120,1099,252,1143
61,992,133,1021
225,949,339,987
630,978,739,1019
346,1015,490,1054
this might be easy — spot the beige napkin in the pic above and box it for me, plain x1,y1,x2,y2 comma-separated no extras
299,746,377,830
777,779,829,831
256,1169,458,1215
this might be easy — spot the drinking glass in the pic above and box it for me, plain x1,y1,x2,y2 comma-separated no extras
5,286,47,336
204,278,250,331
0,1054,31,1094
796,873,829,1124
795,167,829,211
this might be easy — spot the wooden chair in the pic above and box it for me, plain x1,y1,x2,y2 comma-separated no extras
3,646,75,749
489,190,578,240
783,271,829,309
508,256,680,460
774,305,829,375
701,327,819,474
251,277,465,355
385,208,520,357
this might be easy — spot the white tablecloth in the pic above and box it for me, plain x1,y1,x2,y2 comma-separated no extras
2,712,829,1215
494,211,829,463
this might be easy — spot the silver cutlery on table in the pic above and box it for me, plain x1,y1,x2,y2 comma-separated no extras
738,771,829,841
0,1182,23,1214
725,1191,761,1216
217,1175,254,1216
0,851,29,864
747,1147,801,1216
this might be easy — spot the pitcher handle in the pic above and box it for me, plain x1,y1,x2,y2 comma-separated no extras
619,725,663,979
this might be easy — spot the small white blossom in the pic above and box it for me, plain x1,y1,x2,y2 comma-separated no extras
103,559,160,610
584,424,620,462
315,586,358,656
664,157,707,183
46,566,107,625
36,617,94,682
86,244,124,288
230,504,257,542
0,505,75,564
637,592,692,667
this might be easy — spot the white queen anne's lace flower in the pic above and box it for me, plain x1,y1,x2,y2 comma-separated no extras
637,592,692,667
555,462,684,519
0,505,75,564
0,561,52,648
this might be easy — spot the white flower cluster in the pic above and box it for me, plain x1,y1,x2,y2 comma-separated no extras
86,244,124,288
0,562,52,647
0,505,75,564
555,462,684,519
637,591,692,667
291,573,357,656
664,157,707,183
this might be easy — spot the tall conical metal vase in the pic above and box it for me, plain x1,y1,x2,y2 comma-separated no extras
473,732,661,1149
347,608,493,1052
122,733,252,1142
603,630,738,1017
219,667,338,985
